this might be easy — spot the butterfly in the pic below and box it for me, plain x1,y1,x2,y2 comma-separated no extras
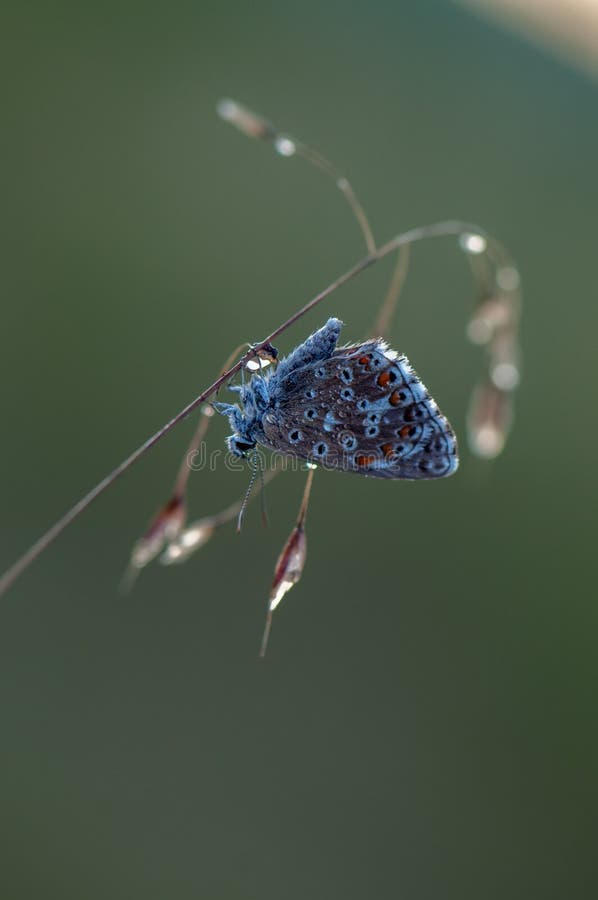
214,317,458,479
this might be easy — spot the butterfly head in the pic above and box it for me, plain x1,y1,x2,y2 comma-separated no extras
227,435,257,458
213,397,262,458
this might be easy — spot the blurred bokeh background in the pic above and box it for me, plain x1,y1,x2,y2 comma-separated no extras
2,2,597,898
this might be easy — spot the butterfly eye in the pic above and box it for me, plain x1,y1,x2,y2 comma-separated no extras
233,439,256,456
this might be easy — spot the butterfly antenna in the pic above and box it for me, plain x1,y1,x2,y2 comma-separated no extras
258,456,269,528
237,451,259,533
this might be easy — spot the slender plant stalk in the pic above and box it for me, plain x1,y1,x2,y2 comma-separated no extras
1,101,521,598
0,220,497,598
371,245,411,339
259,466,315,658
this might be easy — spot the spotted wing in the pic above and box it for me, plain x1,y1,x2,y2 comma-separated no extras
260,340,458,479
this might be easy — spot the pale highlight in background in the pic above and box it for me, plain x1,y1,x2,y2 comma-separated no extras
456,0,598,76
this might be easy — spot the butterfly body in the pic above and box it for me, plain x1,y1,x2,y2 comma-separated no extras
215,318,458,479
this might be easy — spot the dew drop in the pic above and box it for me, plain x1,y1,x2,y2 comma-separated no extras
275,136,296,157
496,266,520,291
492,362,520,391
469,424,505,459
459,233,487,255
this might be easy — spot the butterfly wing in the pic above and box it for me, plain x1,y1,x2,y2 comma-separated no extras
260,340,458,479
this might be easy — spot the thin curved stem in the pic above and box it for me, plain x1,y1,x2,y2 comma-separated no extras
371,245,411,339
0,219,498,598
217,99,376,255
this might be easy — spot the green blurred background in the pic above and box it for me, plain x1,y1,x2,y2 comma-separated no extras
2,2,597,898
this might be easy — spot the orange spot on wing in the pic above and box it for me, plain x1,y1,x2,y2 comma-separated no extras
381,443,395,458
389,389,401,406
400,425,411,439
377,371,391,387
356,454,377,467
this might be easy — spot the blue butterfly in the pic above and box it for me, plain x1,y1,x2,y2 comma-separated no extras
215,317,458,478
